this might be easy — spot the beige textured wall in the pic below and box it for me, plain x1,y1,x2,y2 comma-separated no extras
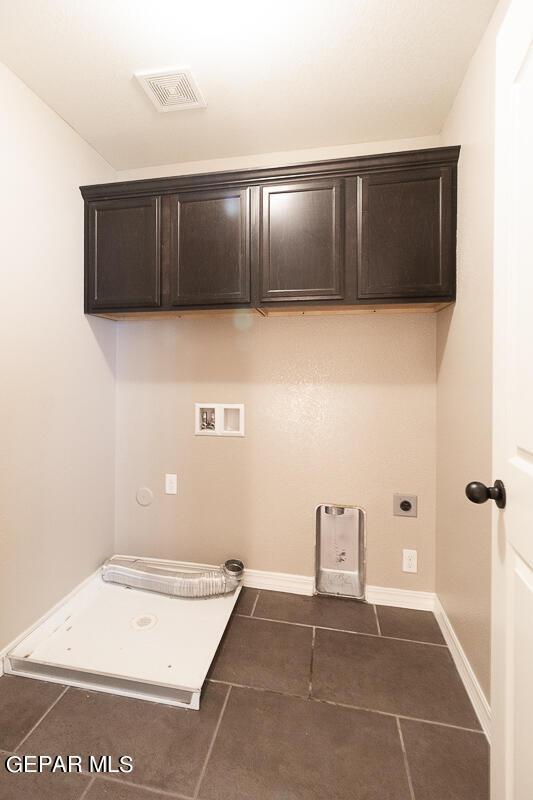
436,1,509,699
116,313,436,589
116,135,441,181
115,135,440,591
0,64,116,651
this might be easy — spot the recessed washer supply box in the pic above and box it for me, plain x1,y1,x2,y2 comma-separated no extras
195,403,244,437
4,556,241,710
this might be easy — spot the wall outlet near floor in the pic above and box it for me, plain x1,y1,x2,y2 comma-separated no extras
165,474,178,495
402,548,418,573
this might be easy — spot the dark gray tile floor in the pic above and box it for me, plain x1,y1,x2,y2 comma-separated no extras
0,590,489,800
0,674,65,751
376,605,446,645
0,750,90,800
312,628,480,728
254,589,379,633
19,681,227,796
400,718,490,800
200,687,411,800
232,586,258,617
84,780,166,799
209,614,313,696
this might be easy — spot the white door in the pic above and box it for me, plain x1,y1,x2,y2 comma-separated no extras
491,1,533,798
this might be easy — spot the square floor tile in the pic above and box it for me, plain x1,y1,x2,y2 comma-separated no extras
376,606,445,644
312,629,480,728
210,615,312,696
0,751,89,800
400,719,489,800
233,587,258,616
198,687,411,800
0,675,66,751
254,590,378,633
20,682,228,796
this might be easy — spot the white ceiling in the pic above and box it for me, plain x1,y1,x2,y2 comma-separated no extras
0,0,497,170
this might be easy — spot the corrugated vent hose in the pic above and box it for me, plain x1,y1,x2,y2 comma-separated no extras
102,556,244,598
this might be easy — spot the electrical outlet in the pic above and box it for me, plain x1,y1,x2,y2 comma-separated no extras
402,548,418,573
165,474,177,495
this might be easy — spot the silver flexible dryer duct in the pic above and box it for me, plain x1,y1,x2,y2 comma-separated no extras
101,556,244,598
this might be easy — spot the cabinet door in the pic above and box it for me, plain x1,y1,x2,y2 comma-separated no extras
168,188,250,306
357,167,454,299
86,196,161,311
259,179,344,302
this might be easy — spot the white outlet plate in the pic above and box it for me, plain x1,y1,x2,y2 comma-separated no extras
402,548,418,573
165,474,178,495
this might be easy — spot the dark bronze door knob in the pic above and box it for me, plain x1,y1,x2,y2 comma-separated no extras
465,480,506,509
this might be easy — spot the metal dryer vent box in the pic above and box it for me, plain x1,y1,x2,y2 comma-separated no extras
315,505,366,600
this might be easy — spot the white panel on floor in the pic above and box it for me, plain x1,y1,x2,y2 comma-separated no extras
5,559,240,710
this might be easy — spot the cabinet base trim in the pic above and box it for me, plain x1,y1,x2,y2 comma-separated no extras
92,301,452,321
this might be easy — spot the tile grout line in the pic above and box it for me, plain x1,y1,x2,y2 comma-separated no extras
373,604,382,635
77,775,97,800
308,626,316,697
207,678,484,734
14,685,69,752
313,695,484,735
207,679,309,702
192,683,232,800
396,717,416,800
234,613,448,648
95,773,192,799
250,590,260,617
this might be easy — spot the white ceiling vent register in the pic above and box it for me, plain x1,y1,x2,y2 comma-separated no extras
135,68,206,112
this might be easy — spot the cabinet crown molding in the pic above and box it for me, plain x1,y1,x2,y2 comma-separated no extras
80,146,460,201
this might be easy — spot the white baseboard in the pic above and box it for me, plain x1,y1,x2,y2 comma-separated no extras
243,569,438,609
243,569,314,595
366,585,436,611
434,597,491,739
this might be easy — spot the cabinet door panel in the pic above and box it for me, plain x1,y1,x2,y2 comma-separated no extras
357,167,454,299
87,197,161,310
169,188,250,306
260,179,343,302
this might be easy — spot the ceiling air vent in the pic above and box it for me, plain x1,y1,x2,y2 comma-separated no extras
135,68,206,113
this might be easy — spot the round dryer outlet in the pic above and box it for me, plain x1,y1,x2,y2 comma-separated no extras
136,487,154,507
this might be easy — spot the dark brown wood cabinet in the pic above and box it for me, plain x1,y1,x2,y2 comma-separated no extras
357,166,454,300
86,196,161,310
81,146,459,316
259,179,343,302
167,188,250,306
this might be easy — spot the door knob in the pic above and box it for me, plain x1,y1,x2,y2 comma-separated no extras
465,480,506,509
